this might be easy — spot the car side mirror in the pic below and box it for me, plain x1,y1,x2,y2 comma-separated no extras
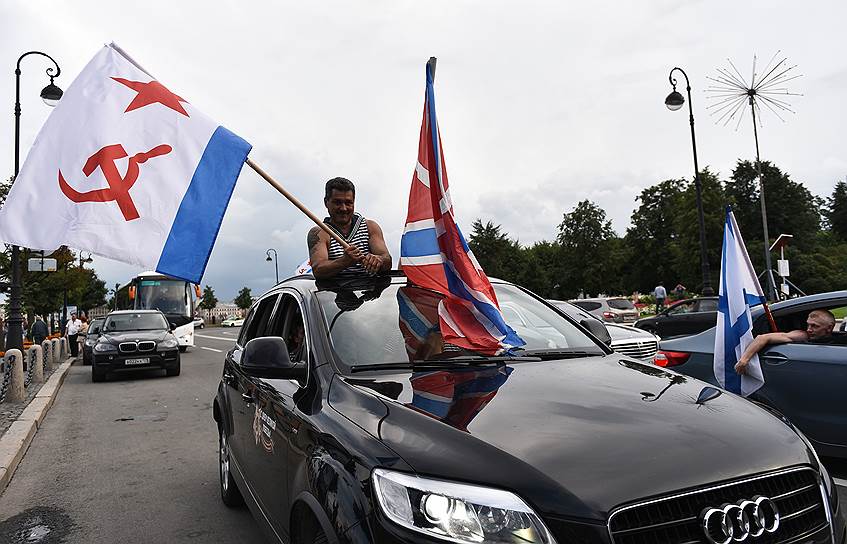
170,323,177,331
581,318,611,345
242,337,307,381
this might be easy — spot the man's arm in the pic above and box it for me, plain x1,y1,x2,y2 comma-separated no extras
307,226,362,279
363,220,392,274
735,329,807,374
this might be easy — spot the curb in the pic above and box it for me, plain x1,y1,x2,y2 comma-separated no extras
0,358,74,493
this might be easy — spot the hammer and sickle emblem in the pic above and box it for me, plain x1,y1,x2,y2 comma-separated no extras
58,143,172,221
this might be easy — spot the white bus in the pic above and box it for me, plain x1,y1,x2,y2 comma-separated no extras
116,271,200,351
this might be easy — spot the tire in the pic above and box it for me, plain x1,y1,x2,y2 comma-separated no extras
178,346,187,353
219,426,244,507
166,362,181,377
92,368,106,382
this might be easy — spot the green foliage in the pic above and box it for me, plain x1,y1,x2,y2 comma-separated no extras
200,285,218,311
234,287,253,310
458,160,834,300
826,180,847,240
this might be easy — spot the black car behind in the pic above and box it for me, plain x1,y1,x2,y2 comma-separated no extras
91,310,180,382
81,317,104,366
635,296,718,338
213,273,843,544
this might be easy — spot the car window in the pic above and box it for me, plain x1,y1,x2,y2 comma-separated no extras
104,313,168,331
500,305,525,327
318,283,605,370
608,298,635,310
696,299,718,312
573,301,601,311
268,294,308,363
667,301,695,315
240,295,279,344
551,301,597,322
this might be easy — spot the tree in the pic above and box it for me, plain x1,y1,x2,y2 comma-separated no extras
467,220,525,282
727,160,820,252
625,179,685,291
826,180,847,240
557,200,617,297
199,285,218,311
234,287,253,310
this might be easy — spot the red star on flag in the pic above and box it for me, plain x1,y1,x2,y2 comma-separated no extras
112,77,190,117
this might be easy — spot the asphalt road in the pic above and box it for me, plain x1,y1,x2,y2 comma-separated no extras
0,325,844,543
0,326,264,544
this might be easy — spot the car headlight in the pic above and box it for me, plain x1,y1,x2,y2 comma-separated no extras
94,342,116,352
159,338,178,349
372,469,556,544
85,338,98,347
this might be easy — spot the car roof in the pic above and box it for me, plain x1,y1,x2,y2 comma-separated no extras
752,290,847,316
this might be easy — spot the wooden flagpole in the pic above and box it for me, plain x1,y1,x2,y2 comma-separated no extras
246,158,350,249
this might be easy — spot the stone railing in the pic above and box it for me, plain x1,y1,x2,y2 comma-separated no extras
0,337,68,404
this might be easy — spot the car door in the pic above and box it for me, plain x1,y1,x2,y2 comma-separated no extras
756,342,847,448
227,294,280,493
656,300,697,338
250,292,308,535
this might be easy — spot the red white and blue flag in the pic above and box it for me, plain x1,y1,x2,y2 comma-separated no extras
399,59,524,355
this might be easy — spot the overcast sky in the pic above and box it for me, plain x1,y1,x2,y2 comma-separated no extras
2,1,845,301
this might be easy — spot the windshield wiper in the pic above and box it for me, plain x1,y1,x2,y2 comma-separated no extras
350,355,540,373
517,349,603,360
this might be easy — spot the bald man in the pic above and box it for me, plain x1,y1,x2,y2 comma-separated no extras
735,309,836,375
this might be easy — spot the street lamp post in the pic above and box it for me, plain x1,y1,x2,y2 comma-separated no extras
266,249,279,285
665,67,714,296
7,52,63,350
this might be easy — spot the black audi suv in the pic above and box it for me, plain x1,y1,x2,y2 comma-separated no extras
91,310,181,382
213,273,844,544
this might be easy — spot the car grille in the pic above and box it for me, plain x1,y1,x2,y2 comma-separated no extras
138,341,156,352
608,467,829,544
119,342,137,353
612,339,658,360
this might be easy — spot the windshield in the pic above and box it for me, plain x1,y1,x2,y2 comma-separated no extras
318,282,605,370
608,298,635,310
104,313,169,332
136,279,188,315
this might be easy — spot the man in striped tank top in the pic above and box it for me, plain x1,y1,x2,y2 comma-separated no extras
307,177,392,279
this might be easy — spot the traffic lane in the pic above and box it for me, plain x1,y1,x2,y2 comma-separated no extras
0,346,266,543
194,326,240,355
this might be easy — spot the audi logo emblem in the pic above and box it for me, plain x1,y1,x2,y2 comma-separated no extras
701,496,780,544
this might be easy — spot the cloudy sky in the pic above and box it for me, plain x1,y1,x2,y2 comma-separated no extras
2,1,845,301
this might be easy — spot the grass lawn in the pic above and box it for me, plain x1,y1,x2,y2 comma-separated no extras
831,306,847,320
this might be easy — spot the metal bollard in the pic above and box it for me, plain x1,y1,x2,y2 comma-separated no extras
29,345,44,384
60,338,68,360
4,350,25,403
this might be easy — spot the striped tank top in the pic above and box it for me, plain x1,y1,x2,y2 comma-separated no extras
325,212,371,277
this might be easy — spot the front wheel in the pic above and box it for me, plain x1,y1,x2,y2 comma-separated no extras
92,368,106,382
178,346,187,353
219,426,244,507
166,362,181,377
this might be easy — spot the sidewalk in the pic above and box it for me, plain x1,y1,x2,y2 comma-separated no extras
0,355,74,493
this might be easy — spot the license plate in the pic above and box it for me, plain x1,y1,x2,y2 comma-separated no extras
125,358,150,365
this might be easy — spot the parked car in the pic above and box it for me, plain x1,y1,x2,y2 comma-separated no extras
213,273,841,544
570,297,639,323
549,299,659,361
193,315,205,329
635,296,718,338
656,291,847,458
81,317,104,366
91,310,180,382
221,316,244,327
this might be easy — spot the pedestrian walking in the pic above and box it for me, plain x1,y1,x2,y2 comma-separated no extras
77,316,89,356
66,313,83,357
30,315,49,346
654,283,667,313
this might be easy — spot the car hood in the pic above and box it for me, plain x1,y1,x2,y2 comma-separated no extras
606,323,656,341
330,356,813,520
100,330,170,343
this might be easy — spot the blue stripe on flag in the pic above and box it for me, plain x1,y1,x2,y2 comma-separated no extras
157,126,251,283
401,228,440,257
398,291,434,339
